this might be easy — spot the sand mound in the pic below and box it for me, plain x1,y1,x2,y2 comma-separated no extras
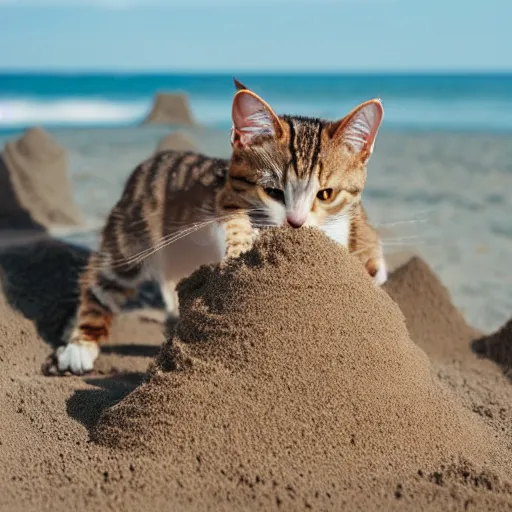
155,131,198,153
1,230,511,511
143,92,196,126
0,128,83,230
473,319,512,376
383,256,479,360
94,228,511,509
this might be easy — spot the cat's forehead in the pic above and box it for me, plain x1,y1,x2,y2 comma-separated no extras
231,114,363,188
280,115,364,177
279,115,325,179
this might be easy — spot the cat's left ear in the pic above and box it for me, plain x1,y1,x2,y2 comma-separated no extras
331,99,384,161
231,90,283,147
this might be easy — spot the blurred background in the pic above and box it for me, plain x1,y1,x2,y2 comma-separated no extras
0,0,511,332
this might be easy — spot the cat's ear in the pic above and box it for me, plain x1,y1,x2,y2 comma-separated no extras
233,77,249,91
231,90,283,147
331,99,383,161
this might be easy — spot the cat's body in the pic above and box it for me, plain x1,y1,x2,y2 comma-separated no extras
56,82,387,375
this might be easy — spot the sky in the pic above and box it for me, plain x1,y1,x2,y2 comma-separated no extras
0,0,511,72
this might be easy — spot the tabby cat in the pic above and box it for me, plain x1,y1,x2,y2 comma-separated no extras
56,79,387,375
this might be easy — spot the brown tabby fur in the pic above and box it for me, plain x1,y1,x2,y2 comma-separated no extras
56,80,386,375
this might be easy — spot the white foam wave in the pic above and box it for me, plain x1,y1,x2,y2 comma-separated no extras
1,96,512,132
0,98,149,127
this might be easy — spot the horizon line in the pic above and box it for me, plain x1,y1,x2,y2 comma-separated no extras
1,69,512,76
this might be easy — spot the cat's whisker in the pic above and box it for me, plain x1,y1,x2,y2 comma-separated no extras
380,235,426,242
99,208,245,246
381,241,428,247
125,220,223,267
91,213,244,271
119,222,219,262
376,219,429,228
90,222,215,271
112,207,217,231
373,208,437,229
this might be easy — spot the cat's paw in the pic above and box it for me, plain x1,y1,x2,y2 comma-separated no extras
56,340,99,375
223,243,252,262
366,257,388,286
373,263,388,286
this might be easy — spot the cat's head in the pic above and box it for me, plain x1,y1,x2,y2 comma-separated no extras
224,80,383,229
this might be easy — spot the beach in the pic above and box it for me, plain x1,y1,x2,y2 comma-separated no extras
1,123,510,333
0,74,512,510
0,221,512,510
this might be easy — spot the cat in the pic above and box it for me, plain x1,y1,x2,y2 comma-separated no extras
55,79,387,375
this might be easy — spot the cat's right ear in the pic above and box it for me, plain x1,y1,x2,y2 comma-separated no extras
231,90,283,148
331,99,384,162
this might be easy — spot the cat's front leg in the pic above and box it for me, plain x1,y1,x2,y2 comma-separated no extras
54,253,140,375
222,212,258,261
365,257,388,286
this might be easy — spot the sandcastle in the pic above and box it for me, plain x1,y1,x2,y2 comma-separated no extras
0,127,83,231
143,92,196,126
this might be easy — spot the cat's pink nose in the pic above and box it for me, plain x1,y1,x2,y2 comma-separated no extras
286,215,306,229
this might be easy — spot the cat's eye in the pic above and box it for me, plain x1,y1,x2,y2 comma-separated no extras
317,188,334,201
264,188,285,202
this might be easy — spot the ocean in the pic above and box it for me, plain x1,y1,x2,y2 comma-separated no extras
1,73,512,132
0,73,511,334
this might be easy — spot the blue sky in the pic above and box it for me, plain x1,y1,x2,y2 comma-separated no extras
1,0,511,72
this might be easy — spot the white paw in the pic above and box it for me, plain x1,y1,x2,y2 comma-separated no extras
56,341,99,375
373,261,388,286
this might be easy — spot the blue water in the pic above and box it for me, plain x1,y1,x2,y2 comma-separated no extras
1,73,512,132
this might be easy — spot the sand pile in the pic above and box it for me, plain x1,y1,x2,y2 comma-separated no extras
155,130,198,153
1,226,512,510
473,319,512,377
94,228,512,509
143,92,196,125
0,128,83,231
383,256,480,360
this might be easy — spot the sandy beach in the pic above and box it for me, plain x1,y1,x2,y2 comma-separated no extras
1,0,511,502
0,121,511,511
3,123,510,333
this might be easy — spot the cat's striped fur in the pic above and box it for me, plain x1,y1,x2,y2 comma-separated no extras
56,80,387,375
